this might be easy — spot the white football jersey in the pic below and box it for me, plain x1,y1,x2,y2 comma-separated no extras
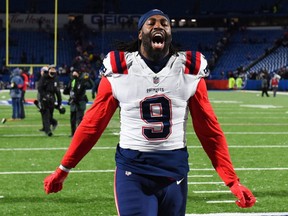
102,51,208,152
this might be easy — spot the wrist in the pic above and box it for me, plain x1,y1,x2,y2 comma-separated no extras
59,164,71,173
228,179,240,188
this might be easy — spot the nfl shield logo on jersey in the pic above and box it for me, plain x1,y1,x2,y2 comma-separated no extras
153,76,159,84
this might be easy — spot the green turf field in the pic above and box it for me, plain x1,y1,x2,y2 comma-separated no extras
0,89,288,215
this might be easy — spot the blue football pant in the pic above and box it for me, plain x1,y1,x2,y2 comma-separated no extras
114,168,187,216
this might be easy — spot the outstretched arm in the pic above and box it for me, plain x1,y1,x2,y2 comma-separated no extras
61,77,118,168
44,77,119,194
189,78,256,208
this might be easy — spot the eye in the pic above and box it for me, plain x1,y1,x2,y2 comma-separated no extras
147,20,156,26
162,21,168,26
160,19,169,27
162,23,168,27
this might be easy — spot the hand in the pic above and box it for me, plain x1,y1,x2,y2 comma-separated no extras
58,106,66,114
229,181,256,208
10,82,17,89
44,167,69,194
55,102,62,109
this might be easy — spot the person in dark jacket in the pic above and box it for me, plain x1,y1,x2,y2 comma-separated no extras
261,74,269,97
63,70,94,137
37,66,49,132
37,66,62,136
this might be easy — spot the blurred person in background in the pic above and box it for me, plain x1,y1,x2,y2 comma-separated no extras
9,68,24,120
228,72,236,89
236,75,243,89
261,74,269,97
91,69,102,99
36,66,49,132
37,66,62,136
20,68,29,119
270,73,281,97
44,9,256,215
63,69,94,137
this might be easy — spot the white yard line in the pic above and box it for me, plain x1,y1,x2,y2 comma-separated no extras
1,145,288,151
0,147,114,151
186,213,288,216
226,145,288,148
206,200,235,204
0,170,115,175
193,190,231,193
188,175,213,178
188,182,225,185
2,123,288,127
2,131,288,137
218,117,288,119
221,123,288,125
1,167,288,175
189,167,288,171
222,132,288,134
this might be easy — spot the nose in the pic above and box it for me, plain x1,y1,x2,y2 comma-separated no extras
153,21,164,29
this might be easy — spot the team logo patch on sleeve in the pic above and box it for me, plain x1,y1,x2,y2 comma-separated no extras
99,65,107,74
203,65,210,76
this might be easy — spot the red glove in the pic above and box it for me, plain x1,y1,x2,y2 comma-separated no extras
44,167,69,194
229,181,256,208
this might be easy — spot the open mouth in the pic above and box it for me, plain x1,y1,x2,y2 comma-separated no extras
152,33,165,49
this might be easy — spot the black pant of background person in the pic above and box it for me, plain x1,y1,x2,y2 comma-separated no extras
261,87,269,97
20,90,25,119
39,109,46,131
42,101,58,136
70,108,84,137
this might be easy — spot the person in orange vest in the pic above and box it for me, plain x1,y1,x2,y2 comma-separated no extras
270,73,281,97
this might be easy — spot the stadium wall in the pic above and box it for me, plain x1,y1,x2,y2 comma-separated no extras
0,13,141,30
244,80,288,91
205,80,288,91
205,80,228,90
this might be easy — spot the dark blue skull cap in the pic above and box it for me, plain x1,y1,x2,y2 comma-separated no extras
137,9,170,30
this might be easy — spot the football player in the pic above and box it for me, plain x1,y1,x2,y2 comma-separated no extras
44,9,256,215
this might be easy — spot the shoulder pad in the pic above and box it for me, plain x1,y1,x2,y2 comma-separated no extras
184,51,209,77
108,51,128,74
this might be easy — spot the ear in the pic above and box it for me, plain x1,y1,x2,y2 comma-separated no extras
138,30,142,41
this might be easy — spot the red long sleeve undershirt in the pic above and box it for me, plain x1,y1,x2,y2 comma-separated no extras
189,79,238,186
61,77,118,167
